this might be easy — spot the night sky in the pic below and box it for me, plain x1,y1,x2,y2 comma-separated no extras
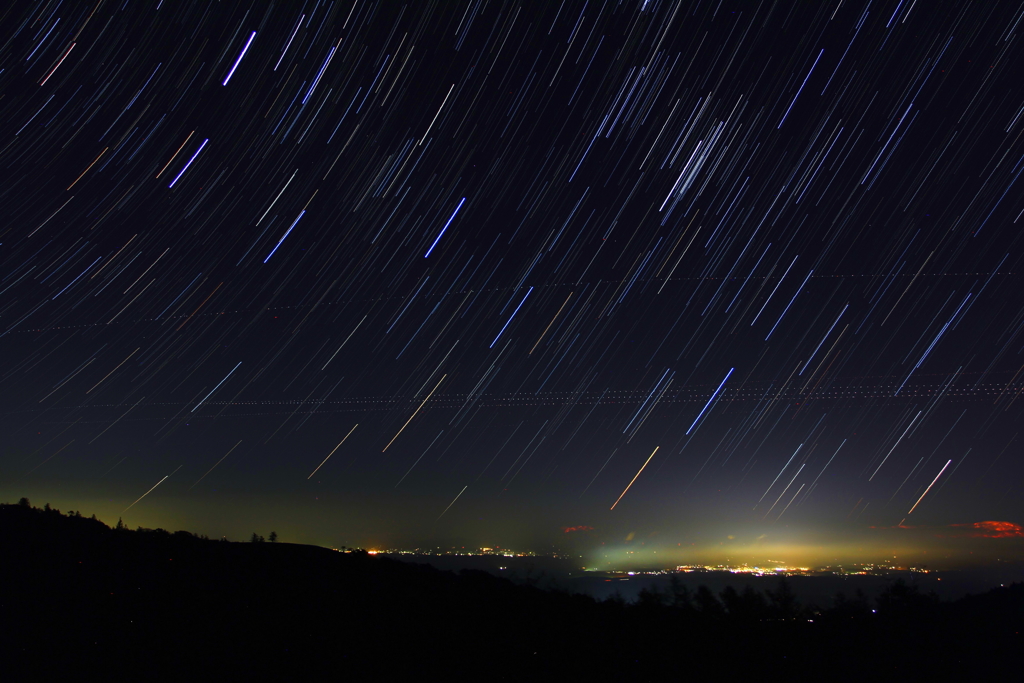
3,0,1023,566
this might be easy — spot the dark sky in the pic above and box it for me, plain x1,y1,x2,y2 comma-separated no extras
2,0,1023,564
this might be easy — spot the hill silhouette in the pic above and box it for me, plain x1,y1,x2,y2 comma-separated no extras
2,499,1020,680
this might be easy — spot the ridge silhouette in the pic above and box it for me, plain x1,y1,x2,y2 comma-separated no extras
2,500,1020,679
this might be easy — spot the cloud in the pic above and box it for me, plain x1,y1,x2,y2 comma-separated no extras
871,520,1024,538
562,525,594,533
948,521,1024,539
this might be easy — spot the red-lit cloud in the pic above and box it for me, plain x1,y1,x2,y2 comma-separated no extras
563,525,594,533
872,520,1024,538
948,521,1024,538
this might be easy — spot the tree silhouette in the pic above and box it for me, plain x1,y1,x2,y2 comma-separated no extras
268,531,277,543
602,591,626,607
667,576,695,612
767,578,800,619
721,585,768,621
250,533,265,543
18,497,29,507
636,584,667,608
877,579,938,616
694,585,725,619
829,590,871,619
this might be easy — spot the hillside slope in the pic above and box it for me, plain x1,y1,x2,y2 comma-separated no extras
2,502,1020,680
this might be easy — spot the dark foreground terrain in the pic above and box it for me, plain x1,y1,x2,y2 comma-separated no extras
2,501,1020,680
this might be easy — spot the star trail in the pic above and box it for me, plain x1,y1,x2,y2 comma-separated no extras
2,0,1023,555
